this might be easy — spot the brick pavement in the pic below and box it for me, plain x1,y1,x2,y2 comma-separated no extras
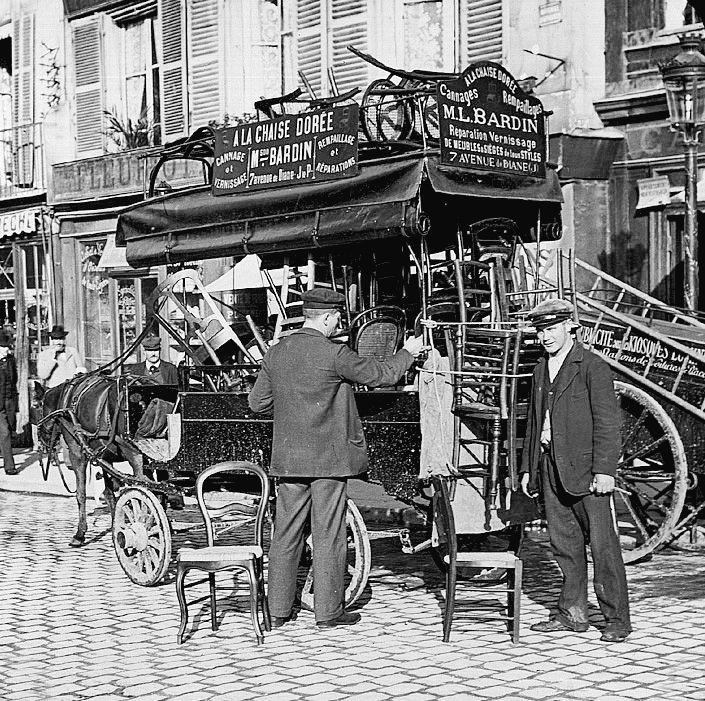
1,487,704,701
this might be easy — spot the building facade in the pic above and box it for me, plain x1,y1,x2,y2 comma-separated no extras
596,0,703,309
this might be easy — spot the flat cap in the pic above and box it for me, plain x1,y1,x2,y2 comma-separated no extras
301,287,346,311
141,334,161,350
527,298,579,330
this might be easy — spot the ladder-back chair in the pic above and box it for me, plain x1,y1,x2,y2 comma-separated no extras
432,475,522,643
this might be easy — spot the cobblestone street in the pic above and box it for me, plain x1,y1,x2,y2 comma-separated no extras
1,488,705,701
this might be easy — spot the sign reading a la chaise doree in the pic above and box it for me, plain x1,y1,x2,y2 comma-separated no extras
212,104,359,195
437,62,546,178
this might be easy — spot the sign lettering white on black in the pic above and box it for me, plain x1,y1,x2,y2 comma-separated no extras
437,62,546,178
212,104,359,195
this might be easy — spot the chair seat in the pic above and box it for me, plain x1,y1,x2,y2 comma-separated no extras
454,402,501,417
178,545,262,563
455,551,519,568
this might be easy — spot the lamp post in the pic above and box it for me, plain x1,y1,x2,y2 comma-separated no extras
660,34,705,311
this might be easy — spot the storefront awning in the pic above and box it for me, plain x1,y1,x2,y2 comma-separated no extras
116,153,563,268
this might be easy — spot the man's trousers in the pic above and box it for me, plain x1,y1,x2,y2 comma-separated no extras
541,456,631,632
0,409,15,472
268,477,348,624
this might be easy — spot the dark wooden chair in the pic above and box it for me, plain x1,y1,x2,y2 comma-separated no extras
348,305,406,360
432,475,522,643
176,461,271,645
451,326,541,501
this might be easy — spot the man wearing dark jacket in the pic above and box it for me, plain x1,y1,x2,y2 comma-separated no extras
248,288,425,628
127,334,178,384
0,330,18,475
520,298,631,643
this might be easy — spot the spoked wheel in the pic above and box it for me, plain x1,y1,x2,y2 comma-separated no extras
300,499,371,611
615,381,688,563
113,486,172,586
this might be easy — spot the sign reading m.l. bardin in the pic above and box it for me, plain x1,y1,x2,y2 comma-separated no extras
212,104,359,195
437,62,546,178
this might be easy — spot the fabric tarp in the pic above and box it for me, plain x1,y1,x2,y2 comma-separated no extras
116,153,563,268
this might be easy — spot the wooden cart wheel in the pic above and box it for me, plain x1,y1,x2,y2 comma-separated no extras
300,499,371,611
112,486,172,586
615,381,688,563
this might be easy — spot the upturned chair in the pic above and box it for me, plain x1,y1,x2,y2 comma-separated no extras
176,461,271,645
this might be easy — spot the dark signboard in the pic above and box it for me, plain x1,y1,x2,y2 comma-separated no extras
437,62,546,178
212,104,359,196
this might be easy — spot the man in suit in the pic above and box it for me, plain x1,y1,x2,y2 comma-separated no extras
248,288,426,629
0,330,18,475
37,325,85,388
128,334,178,384
520,298,631,643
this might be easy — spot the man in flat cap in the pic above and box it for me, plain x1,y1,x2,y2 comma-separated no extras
127,334,178,385
0,329,18,475
520,298,631,643
249,287,426,629
37,325,86,388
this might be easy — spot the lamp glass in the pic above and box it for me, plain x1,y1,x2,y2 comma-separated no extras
664,73,705,127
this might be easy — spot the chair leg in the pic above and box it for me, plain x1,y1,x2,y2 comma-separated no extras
443,561,457,643
175,563,189,644
246,563,265,645
257,560,271,632
512,559,522,644
209,573,217,631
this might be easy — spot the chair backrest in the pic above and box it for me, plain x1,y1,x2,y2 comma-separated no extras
454,326,515,418
349,305,406,360
195,461,270,549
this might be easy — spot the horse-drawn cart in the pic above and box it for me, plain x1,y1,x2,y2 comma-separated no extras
37,53,705,634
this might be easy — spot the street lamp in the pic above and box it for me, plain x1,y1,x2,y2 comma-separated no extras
660,34,705,311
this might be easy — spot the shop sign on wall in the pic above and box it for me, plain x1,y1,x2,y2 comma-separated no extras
0,208,40,239
212,104,359,195
437,62,546,178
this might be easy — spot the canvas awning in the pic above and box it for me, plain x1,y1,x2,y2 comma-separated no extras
116,153,562,268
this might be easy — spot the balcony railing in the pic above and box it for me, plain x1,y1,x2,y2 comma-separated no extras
0,122,45,199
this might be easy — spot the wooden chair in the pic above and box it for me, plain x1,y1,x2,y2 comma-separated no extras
432,475,522,643
176,461,271,645
451,326,541,502
348,305,406,360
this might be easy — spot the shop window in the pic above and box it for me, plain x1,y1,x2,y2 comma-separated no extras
117,275,159,361
21,242,50,375
81,240,113,369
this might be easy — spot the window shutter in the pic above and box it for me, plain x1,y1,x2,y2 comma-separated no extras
12,14,35,186
297,0,323,98
159,0,188,140
72,17,104,155
461,0,503,65
330,0,368,95
188,0,221,128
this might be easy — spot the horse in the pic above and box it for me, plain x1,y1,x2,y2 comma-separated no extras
34,372,147,547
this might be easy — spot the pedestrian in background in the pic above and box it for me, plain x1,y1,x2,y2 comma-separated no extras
127,334,178,384
248,288,426,629
520,298,631,643
0,329,18,475
37,325,85,388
